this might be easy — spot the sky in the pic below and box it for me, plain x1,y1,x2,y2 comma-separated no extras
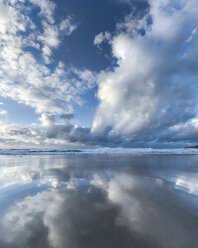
0,0,198,148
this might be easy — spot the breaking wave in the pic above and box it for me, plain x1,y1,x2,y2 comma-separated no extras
0,147,198,155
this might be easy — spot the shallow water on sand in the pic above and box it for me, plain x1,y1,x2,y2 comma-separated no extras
0,154,198,248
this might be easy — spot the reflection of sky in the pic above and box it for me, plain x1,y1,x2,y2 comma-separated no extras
175,175,198,195
0,155,198,248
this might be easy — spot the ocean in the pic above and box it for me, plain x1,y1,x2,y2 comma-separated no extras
0,149,198,247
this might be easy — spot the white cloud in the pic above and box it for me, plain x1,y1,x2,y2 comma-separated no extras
38,17,77,63
92,34,159,134
94,31,111,48
59,18,77,35
0,109,7,115
0,0,95,117
0,3,10,33
29,0,56,24
0,115,90,148
39,113,56,127
92,0,198,146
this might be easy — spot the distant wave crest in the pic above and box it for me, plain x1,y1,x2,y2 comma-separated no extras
0,148,198,155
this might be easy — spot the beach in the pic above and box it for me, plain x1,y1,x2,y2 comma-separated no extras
0,152,198,248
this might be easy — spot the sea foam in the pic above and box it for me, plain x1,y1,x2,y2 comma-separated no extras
0,147,198,155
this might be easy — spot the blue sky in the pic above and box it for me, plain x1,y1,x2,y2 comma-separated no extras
0,0,198,148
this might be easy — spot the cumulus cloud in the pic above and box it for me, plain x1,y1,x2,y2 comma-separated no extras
0,114,125,148
39,113,56,127
92,0,198,146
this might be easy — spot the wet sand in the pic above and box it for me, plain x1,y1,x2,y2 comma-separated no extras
0,154,198,248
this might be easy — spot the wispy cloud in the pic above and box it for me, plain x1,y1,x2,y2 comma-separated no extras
0,109,7,115
94,31,111,49
0,0,94,115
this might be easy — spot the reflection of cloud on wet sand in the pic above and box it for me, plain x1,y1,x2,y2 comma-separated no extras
0,155,71,189
92,173,198,248
0,188,80,248
0,185,144,248
0,155,198,248
175,175,198,196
